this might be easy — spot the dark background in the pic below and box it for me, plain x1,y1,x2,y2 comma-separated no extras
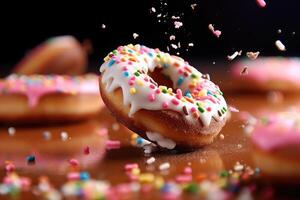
0,0,299,69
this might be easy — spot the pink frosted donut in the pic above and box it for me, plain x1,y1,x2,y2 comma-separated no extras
0,74,102,123
251,111,300,179
231,57,300,92
13,36,87,75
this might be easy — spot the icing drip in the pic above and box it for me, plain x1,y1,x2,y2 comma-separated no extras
100,44,227,129
146,131,176,149
0,74,99,107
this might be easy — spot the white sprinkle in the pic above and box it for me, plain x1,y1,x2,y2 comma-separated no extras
227,50,242,61
275,40,286,51
246,51,260,60
191,4,197,10
171,44,178,49
169,35,176,40
212,61,216,65
112,123,120,131
277,29,282,34
174,21,183,29
234,162,244,171
146,157,156,165
219,134,225,140
167,46,170,51
237,144,243,149
8,127,16,136
292,31,296,35
229,106,240,113
178,42,181,48
159,162,170,171
42,131,51,140
188,43,194,47
101,24,106,29
151,7,156,13
171,16,180,20
133,33,139,39
61,131,68,141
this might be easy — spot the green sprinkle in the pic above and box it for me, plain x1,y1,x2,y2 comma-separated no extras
185,183,198,193
162,89,168,93
157,54,161,58
134,71,140,77
219,170,229,177
191,73,197,79
198,106,205,113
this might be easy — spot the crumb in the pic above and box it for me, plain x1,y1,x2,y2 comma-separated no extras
208,24,222,38
133,33,139,39
61,131,69,141
219,134,225,140
191,4,197,10
237,144,243,149
240,66,248,75
174,21,183,29
246,51,260,60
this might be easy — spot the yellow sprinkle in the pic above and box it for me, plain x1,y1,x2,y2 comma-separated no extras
154,176,164,188
139,173,155,183
130,87,136,95
198,89,207,97
104,56,110,62
137,80,144,86
128,44,134,49
132,168,140,176
167,88,173,94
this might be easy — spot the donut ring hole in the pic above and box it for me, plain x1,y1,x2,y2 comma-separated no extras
148,67,174,90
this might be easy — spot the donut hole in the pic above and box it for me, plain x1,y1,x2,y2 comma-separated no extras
148,68,174,90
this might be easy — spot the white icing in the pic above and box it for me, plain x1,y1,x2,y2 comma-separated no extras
146,131,176,149
100,44,227,130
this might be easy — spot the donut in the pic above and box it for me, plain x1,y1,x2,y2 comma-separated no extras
99,44,228,149
13,36,87,75
0,74,102,123
0,119,108,172
231,57,300,92
250,111,300,181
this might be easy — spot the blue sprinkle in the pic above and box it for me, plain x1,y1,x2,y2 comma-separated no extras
128,49,133,53
161,183,173,192
163,64,169,68
185,92,192,98
136,137,144,145
207,91,213,95
123,71,130,77
108,60,116,67
80,172,90,181
177,76,184,86
26,155,35,164
148,52,153,57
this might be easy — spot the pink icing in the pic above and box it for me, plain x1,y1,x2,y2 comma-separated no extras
251,113,300,151
0,74,99,107
232,57,300,85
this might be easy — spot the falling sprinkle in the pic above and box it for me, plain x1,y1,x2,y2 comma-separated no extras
227,50,242,61
106,140,121,150
8,127,16,136
240,66,248,75
171,44,178,49
42,131,51,140
83,146,90,155
174,21,183,29
191,4,197,10
26,155,35,165
159,162,170,171
275,40,286,51
277,29,282,34
61,131,69,141
112,123,120,131
169,35,176,40
208,24,222,38
146,157,156,165
133,33,139,39
150,7,156,13
229,106,240,113
256,0,266,8
246,51,260,60
219,134,225,140
234,162,244,171
101,24,106,29
188,43,194,47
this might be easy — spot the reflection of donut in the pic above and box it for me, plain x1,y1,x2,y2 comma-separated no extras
231,57,300,92
13,36,87,75
0,74,102,123
250,111,300,181
100,44,228,149
0,119,108,172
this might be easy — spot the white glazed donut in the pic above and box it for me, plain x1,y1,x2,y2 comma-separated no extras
99,44,228,149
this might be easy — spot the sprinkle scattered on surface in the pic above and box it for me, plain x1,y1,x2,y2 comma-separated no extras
159,162,170,171
8,127,16,136
106,140,121,150
60,132,69,141
146,157,156,165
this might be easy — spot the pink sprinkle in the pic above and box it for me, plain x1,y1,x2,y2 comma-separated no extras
128,80,135,86
97,128,108,136
229,105,239,113
5,163,15,172
83,146,90,155
149,84,155,89
191,107,197,113
122,66,128,71
67,172,80,180
144,77,149,82
148,93,155,102
116,61,120,64
128,61,133,65
162,102,169,109
213,30,222,38
106,140,121,150
124,163,139,171
175,175,192,183
207,107,212,112
171,98,179,105
155,89,161,94
20,177,31,188
256,0,266,8
183,167,192,174
69,159,79,166
178,68,184,74
176,89,182,99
